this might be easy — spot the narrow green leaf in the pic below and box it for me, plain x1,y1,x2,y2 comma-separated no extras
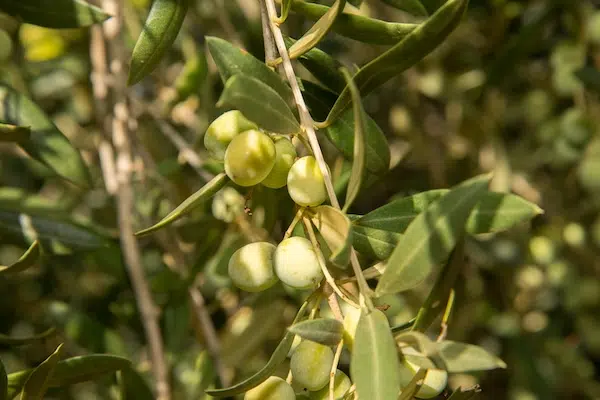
396,332,437,357
119,366,154,400
0,85,91,188
128,0,189,85
381,0,428,16
0,0,110,28
351,309,401,400
1,357,7,400
0,328,55,346
436,341,507,373
206,301,309,397
325,107,390,175
375,175,490,296
0,209,109,249
276,0,293,23
397,368,427,400
325,0,468,124
288,318,343,346
274,0,346,65
356,190,542,236
352,225,400,260
411,243,464,332
307,205,353,267
0,240,41,276
217,75,300,134
341,69,366,213
7,355,131,398
447,386,481,399
575,67,600,95
286,37,346,94
20,343,63,400
290,0,417,45
206,37,293,105
0,123,30,144
136,173,228,236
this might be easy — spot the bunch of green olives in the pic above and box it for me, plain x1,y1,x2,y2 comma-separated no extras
204,110,327,206
205,111,329,292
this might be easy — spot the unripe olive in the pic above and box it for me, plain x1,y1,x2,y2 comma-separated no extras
212,187,245,223
262,137,297,189
204,110,258,160
244,376,295,400
310,369,351,399
224,130,276,187
228,242,278,292
290,340,334,391
274,237,323,289
398,359,448,399
287,156,327,207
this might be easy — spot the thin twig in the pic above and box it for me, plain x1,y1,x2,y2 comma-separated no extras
330,340,344,400
95,1,170,398
262,0,373,310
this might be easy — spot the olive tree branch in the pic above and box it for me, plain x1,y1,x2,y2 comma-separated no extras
261,0,374,310
93,2,170,398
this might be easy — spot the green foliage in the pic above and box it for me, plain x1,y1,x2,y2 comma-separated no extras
0,0,110,28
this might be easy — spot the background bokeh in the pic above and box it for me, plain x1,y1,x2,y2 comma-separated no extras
1,0,600,398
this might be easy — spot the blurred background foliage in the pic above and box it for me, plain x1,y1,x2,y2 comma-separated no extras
1,0,600,399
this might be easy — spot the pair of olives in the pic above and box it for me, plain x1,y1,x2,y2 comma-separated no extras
205,110,327,206
245,340,351,399
228,236,324,292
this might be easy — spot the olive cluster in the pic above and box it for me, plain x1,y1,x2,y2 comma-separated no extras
205,111,328,292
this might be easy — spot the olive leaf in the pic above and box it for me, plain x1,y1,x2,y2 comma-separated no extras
381,0,429,16
20,343,63,400
0,328,55,346
0,0,110,28
128,0,189,85
7,355,131,399
206,301,309,397
206,36,293,105
288,318,344,346
0,240,41,276
307,205,353,267
0,208,110,250
285,36,346,94
0,123,30,144
352,226,401,260
118,366,154,400
375,174,490,296
0,85,91,188
324,0,469,125
136,173,228,236
217,75,300,135
341,69,367,213
436,341,507,373
351,309,402,400
1,357,7,400
397,369,427,400
272,0,346,66
290,0,417,45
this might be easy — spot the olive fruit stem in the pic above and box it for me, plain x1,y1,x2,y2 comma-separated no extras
303,217,360,309
330,340,345,400
437,289,456,342
263,0,373,311
284,207,305,240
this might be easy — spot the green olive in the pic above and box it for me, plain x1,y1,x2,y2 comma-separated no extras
262,137,297,189
287,156,327,207
310,369,351,399
290,340,334,391
342,306,361,352
244,376,296,400
204,110,258,160
224,130,277,187
398,358,448,399
274,237,324,289
228,242,278,292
